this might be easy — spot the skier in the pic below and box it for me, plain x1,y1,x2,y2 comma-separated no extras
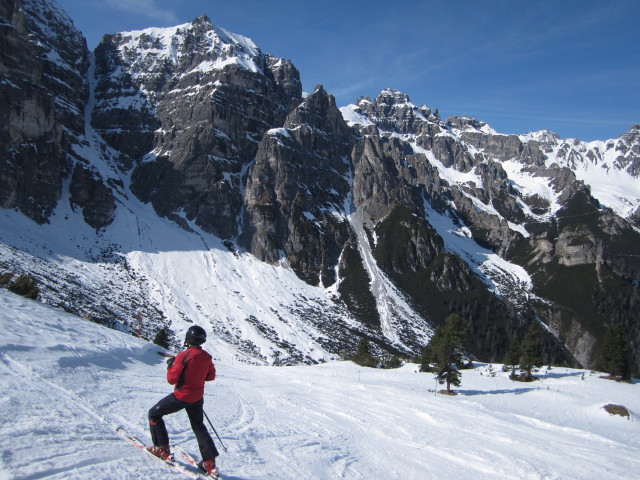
147,325,219,476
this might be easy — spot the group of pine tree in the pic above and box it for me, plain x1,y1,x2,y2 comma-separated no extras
0,271,39,299
351,313,633,392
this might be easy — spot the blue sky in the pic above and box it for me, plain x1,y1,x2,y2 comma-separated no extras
56,0,639,141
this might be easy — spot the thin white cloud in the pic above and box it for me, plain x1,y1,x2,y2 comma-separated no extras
321,77,380,102
102,0,179,25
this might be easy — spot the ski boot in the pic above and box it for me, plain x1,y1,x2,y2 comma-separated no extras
197,458,217,476
147,444,171,461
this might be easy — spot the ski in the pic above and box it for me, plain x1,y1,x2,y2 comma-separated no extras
173,445,223,480
115,427,204,479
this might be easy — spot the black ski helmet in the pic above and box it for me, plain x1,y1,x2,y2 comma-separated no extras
184,325,207,346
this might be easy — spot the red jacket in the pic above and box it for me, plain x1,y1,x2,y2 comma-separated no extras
167,346,216,403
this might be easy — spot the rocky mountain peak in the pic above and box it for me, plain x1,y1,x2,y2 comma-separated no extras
445,115,490,133
348,89,440,135
518,129,561,144
375,89,437,119
624,123,640,136
615,124,640,175
90,10,303,237
192,13,211,25
285,85,351,138
375,88,411,106
16,0,81,41
102,14,261,89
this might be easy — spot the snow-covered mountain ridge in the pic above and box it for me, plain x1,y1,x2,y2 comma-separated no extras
1,0,639,374
95,14,263,116
341,92,640,222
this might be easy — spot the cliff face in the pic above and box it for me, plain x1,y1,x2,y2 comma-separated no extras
1,0,83,222
243,86,353,285
91,15,302,237
0,0,116,229
2,0,639,371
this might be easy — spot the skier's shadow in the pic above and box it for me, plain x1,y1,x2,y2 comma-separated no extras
182,462,249,480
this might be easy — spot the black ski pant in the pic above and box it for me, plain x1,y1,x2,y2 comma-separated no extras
149,393,219,461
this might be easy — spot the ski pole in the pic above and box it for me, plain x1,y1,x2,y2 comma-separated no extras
203,409,228,453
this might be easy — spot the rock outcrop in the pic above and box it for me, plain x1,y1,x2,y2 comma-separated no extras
243,86,352,286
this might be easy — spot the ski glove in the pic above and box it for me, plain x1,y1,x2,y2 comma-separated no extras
166,357,175,368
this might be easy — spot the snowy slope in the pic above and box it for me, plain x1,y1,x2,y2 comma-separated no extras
1,289,639,480
0,197,356,365
548,137,640,219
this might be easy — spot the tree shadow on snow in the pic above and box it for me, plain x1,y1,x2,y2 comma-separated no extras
458,387,537,396
541,370,587,380
1,344,36,353
54,343,162,370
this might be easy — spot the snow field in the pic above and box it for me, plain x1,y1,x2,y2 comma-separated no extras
0,187,350,365
1,290,639,480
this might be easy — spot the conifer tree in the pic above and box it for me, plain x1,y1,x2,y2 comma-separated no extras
8,273,39,299
595,325,630,380
153,327,171,350
520,322,542,377
419,343,435,372
351,338,376,367
0,271,13,286
432,314,468,393
503,337,522,372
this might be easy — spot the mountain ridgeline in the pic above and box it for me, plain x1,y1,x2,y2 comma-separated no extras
2,0,639,372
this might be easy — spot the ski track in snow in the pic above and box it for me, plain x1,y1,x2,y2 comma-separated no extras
1,290,639,479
